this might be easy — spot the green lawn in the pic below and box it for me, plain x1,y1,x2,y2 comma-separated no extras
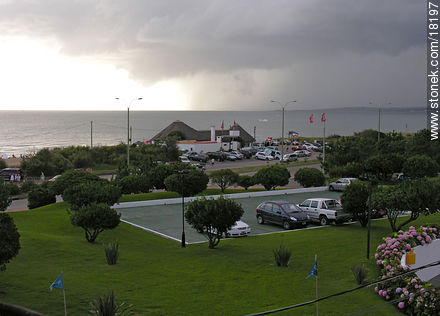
3,203,439,315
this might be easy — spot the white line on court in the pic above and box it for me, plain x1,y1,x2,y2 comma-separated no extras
121,219,182,243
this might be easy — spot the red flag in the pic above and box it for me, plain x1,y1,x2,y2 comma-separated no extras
221,120,224,130
321,113,326,122
309,114,314,124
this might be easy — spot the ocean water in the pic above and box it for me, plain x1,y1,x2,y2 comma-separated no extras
0,108,427,156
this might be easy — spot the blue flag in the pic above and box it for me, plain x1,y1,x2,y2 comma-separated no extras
50,273,64,290
306,259,318,279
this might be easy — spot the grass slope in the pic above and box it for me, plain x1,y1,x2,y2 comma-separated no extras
2,203,439,315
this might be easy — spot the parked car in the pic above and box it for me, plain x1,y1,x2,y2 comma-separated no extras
291,145,306,151
239,150,252,159
207,152,226,162
48,175,61,182
256,200,309,230
264,148,282,160
191,163,206,171
179,156,191,164
225,220,251,237
229,151,244,160
225,153,238,161
255,152,274,160
0,168,23,182
293,150,312,157
193,153,209,162
186,152,198,160
328,178,357,191
298,198,352,225
281,153,298,162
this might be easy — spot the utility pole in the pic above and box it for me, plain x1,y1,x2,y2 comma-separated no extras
271,100,297,160
90,121,93,148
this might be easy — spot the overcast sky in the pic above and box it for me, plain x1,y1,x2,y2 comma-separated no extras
0,0,425,111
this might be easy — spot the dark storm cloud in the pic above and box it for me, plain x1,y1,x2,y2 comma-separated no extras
0,0,425,108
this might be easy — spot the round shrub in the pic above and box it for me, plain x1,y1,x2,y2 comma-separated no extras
253,165,290,190
27,187,56,209
117,174,152,194
19,181,39,193
0,213,20,271
4,183,20,196
294,167,325,187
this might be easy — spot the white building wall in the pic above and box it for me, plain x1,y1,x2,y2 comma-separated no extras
177,143,222,153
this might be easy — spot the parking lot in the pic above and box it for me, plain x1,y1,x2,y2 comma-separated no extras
118,190,341,244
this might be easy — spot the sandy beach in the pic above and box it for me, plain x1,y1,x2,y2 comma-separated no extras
3,157,23,167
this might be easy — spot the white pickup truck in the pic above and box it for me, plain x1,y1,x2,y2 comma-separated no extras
298,198,352,226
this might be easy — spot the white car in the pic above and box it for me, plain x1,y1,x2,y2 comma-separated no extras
179,156,191,164
229,151,244,160
329,178,357,191
255,152,274,160
281,153,298,162
293,150,312,157
225,220,251,237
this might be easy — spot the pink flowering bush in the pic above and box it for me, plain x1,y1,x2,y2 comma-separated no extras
375,225,440,315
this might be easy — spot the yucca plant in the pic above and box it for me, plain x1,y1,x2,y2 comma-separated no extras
351,263,368,284
89,291,132,315
273,244,291,267
104,241,119,265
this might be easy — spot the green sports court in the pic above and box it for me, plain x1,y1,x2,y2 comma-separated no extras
116,190,342,244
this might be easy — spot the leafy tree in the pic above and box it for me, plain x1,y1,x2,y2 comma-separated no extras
254,165,290,190
362,154,394,180
0,158,6,170
237,175,255,190
0,183,12,212
52,169,103,195
70,203,120,243
27,186,56,209
71,151,93,168
328,162,363,178
4,183,20,196
19,180,39,194
371,179,440,232
63,182,121,210
20,148,59,176
117,174,152,194
164,136,180,162
402,155,439,179
340,181,369,227
148,163,189,190
209,169,239,193
323,134,377,171
164,169,209,197
294,168,325,188
0,213,20,271
185,196,244,249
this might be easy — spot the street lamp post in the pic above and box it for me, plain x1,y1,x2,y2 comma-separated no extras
116,97,142,169
271,100,297,160
370,101,391,143
178,170,189,248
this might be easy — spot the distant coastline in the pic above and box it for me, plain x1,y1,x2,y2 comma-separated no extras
0,108,426,156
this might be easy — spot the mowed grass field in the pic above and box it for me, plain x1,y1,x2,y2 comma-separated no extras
2,203,439,315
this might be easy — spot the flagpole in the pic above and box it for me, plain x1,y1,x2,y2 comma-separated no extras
323,119,326,164
63,287,67,316
315,254,318,316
